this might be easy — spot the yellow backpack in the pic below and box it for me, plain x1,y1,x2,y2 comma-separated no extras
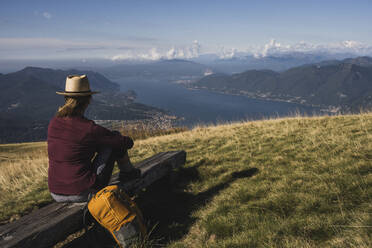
87,185,147,247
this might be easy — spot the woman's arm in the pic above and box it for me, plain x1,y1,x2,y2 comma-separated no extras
90,122,134,152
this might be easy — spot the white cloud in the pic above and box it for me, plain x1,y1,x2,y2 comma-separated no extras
0,37,155,59
252,39,293,58
218,46,238,59
33,11,52,20
148,48,162,60
112,41,202,61
252,39,372,58
191,40,201,57
166,47,177,59
112,39,372,62
165,40,201,59
341,40,362,48
0,38,78,50
43,12,52,19
2,36,371,61
111,48,163,61
329,40,372,54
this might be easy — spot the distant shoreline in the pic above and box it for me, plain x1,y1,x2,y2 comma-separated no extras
185,85,340,114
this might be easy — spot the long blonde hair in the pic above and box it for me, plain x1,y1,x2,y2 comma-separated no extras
56,96,91,117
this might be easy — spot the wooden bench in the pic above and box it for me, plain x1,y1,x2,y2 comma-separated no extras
0,150,186,248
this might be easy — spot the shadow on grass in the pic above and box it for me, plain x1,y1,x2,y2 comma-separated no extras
60,167,258,247
138,166,259,245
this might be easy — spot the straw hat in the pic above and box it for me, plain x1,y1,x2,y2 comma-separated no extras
56,75,99,96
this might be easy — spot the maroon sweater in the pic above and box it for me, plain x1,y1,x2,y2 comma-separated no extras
47,116,133,195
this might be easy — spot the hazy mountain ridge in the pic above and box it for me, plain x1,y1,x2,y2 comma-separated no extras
0,67,167,143
18,66,120,91
193,57,372,111
0,67,133,121
205,53,333,73
100,59,212,81
0,51,366,76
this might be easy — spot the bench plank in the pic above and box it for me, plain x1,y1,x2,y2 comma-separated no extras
0,150,186,248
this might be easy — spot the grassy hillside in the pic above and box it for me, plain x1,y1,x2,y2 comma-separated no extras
0,114,371,247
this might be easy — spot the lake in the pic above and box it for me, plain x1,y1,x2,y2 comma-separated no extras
116,78,320,127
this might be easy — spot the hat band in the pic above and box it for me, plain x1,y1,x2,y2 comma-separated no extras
64,90,92,93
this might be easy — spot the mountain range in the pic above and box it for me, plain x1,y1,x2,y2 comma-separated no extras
0,67,165,143
99,53,368,78
2,56,372,141
206,54,336,74
193,56,372,112
99,59,211,81
1,51,365,77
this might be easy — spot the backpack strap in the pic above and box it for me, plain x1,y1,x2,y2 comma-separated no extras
82,192,96,233
82,204,91,234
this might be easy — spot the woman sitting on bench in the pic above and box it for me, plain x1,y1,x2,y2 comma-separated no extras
47,75,140,203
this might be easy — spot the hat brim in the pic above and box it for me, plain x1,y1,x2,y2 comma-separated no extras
56,91,100,96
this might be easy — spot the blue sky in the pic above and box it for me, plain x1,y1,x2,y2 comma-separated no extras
1,0,372,59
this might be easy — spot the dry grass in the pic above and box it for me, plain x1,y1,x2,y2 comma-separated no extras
0,113,371,247
120,124,188,141
129,113,372,247
0,143,47,193
0,142,50,223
